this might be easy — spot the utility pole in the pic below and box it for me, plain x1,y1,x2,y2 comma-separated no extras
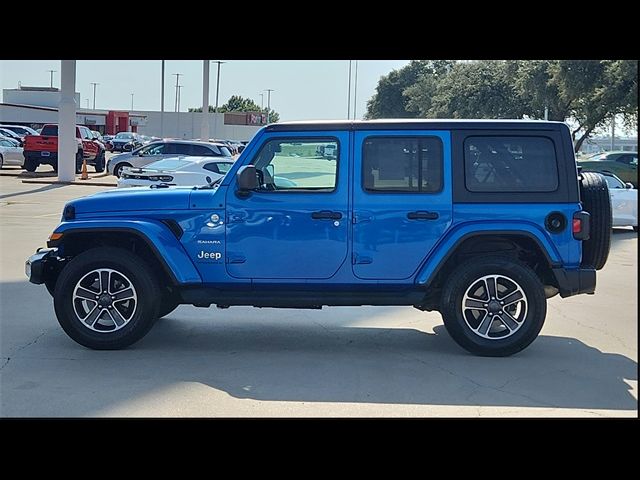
177,85,182,112
265,89,274,123
172,73,182,112
213,61,226,113
131,93,134,111
611,115,616,151
90,82,99,109
47,70,56,88
347,60,352,119
160,60,165,138
353,60,358,119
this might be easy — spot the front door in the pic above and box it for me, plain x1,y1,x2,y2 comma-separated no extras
352,130,452,280
225,132,349,279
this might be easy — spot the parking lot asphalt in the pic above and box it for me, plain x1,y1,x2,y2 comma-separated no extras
0,173,637,417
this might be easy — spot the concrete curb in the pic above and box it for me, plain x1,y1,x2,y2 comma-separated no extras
21,178,116,187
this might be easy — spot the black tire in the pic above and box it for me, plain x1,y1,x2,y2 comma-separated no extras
157,289,181,319
114,162,131,178
53,247,161,350
579,172,612,270
440,255,547,357
75,150,84,174
24,156,38,172
94,150,105,173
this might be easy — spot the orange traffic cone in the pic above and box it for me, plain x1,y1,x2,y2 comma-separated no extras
80,158,89,180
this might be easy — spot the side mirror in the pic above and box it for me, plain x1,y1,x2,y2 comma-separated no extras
625,182,634,189
236,165,259,197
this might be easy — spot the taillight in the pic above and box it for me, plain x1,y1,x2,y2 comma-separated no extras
572,211,590,240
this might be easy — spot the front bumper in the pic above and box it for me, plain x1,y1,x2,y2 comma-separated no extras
552,267,596,298
25,248,61,284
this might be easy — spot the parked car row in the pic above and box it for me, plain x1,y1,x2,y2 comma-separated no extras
107,139,232,177
577,151,638,188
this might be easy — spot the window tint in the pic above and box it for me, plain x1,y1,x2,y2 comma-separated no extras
603,174,624,189
41,125,58,136
617,155,637,165
0,139,11,147
192,145,214,156
142,143,166,155
362,137,443,192
464,136,558,192
251,138,338,191
172,143,192,155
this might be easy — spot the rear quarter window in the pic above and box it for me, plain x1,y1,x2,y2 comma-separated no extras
464,136,559,192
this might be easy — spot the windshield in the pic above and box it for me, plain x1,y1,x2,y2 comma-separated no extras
115,132,134,139
143,158,192,171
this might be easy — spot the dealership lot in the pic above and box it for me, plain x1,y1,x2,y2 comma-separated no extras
0,173,636,417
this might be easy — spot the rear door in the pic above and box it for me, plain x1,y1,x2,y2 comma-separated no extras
352,130,452,280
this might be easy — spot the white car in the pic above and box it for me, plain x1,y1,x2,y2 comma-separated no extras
602,172,638,231
0,137,25,168
117,156,234,188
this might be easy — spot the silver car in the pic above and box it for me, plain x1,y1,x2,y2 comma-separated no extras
107,139,232,177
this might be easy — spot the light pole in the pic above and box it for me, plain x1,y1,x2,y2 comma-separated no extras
177,85,183,112
47,70,56,88
160,60,165,138
353,60,358,119
131,93,134,111
213,61,226,113
172,73,182,112
176,85,183,137
347,60,352,119
90,82,99,109
265,89,274,123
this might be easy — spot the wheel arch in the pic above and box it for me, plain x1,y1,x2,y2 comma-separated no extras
50,222,202,287
416,227,562,292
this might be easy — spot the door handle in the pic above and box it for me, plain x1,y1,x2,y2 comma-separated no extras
407,211,439,220
311,210,342,220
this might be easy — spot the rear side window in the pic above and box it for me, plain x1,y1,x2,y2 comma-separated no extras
464,136,558,192
362,136,443,193
173,143,192,155
192,145,214,156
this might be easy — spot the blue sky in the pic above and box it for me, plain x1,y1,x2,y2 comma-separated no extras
0,60,409,121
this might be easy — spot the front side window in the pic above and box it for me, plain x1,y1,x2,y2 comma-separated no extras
251,138,338,191
464,136,558,192
141,143,167,155
203,162,233,174
362,136,443,192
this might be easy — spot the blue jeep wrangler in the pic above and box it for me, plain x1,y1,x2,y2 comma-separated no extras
26,120,612,356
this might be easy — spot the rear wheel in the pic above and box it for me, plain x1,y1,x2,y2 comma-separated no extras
53,247,161,350
579,172,612,270
24,156,38,172
440,255,547,357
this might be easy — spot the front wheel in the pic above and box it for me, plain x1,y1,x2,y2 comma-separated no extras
53,247,161,350
440,255,547,357
113,162,131,178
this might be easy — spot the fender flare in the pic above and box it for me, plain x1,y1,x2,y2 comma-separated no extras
415,222,562,287
51,219,202,285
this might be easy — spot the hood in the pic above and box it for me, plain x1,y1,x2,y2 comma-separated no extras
71,186,194,214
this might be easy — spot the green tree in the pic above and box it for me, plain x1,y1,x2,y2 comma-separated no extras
372,59,638,152
189,95,280,123
365,61,454,119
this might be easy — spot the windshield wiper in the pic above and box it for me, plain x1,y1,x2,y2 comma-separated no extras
196,177,223,190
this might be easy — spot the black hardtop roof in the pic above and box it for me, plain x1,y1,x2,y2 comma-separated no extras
265,119,567,132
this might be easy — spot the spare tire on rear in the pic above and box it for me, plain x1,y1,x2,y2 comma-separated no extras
579,171,611,270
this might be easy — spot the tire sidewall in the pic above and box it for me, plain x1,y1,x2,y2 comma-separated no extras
441,257,547,356
54,249,160,349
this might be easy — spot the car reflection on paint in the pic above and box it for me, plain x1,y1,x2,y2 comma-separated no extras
117,156,234,188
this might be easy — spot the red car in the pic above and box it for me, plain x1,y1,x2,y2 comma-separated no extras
23,124,105,173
